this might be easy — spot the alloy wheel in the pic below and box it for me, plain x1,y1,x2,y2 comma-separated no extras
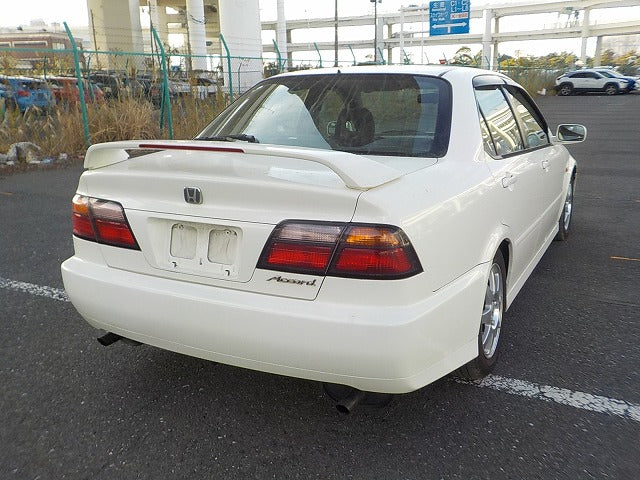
481,262,504,358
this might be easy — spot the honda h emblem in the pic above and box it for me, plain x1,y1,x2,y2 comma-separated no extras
184,187,203,204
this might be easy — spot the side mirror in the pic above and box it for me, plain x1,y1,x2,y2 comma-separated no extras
555,124,587,143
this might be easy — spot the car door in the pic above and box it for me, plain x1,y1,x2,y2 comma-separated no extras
474,79,547,285
502,85,567,244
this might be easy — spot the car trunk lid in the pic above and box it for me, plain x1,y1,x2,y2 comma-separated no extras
78,141,405,298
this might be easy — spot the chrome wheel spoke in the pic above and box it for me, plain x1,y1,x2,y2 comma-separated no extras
481,262,503,358
564,183,573,228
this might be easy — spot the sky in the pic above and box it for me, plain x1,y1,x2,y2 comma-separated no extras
1,0,638,62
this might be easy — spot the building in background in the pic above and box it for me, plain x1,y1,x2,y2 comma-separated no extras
0,21,83,69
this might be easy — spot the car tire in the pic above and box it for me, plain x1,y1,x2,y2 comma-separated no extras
558,83,573,96
455,250,506,380
604,83,618,95
555,172,575,241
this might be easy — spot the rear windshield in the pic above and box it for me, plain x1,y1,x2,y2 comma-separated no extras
199,73,452,158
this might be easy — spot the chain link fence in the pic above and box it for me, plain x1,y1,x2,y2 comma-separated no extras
1,24,571,157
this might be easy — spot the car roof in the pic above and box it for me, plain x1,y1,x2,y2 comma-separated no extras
271,65,511,84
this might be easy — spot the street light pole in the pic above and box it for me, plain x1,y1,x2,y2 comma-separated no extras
334,0,338,67
371,0,381,63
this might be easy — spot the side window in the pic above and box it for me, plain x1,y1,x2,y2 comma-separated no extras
504,87,549,149
475,86,523,156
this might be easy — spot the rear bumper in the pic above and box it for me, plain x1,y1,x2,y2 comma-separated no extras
61,256,486,393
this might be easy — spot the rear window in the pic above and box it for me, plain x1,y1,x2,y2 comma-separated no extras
199,73,452,158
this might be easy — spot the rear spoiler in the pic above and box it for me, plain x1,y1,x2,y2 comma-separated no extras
84,140,403,191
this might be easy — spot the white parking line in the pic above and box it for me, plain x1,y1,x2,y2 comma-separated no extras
2,275,639,423
0,276,69,302
455,375,640,423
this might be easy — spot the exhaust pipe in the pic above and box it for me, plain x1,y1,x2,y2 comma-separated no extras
97,332,122,346
335,389,367,415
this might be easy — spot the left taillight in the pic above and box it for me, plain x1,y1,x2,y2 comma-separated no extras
257,221,422,280
72,194,140,250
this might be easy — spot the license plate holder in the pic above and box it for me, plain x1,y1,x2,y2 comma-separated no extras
167,221,240,278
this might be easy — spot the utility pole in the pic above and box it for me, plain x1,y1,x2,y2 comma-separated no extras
183,9,192,74
90,9,98,50
90,9,101,69
334,0,338,67
147,1,155,69
370,0,381,63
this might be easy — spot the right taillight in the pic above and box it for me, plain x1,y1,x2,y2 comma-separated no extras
72,194,139,250
257,221,422,280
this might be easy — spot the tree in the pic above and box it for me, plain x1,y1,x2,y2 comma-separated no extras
600,49,615,67
451,46,474,66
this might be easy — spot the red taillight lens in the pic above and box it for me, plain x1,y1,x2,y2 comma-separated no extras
258,221,422,279
265,242,333,271
258,222,343,275
71,194,139,250
332,247,413,275
17,90,30,97
329,225,421,279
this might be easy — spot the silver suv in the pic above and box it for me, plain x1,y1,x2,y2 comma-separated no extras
554,69,631,96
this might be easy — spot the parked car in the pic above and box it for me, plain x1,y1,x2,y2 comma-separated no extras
193,76,218,98
62,66,585,407
87,73,130,99
554,69,631,95
592,68,638,91
47,76,105,106
136,76,163,105
0,75,55,113
167,78,191,97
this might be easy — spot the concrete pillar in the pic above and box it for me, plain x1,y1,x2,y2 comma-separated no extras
286,29,293,70
375,16,384,63
149,0,169,47
594,36,603,66
482,9,492,70
580,7,590,65
186,0,208,70
399,7,405,64
219,0,264,93
87,0,140,69
203,5,222,56
129,0,143,54
492,16,500,70
387,24,393,64
276,0,287,71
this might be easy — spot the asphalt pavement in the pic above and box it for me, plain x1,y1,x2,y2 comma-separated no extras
1,93,639,479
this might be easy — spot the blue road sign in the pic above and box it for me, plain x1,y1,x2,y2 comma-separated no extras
430,1,470,36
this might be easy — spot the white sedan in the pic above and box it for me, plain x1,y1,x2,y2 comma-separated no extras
61,66,585,403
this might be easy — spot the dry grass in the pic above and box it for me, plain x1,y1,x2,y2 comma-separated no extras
0,96,226,159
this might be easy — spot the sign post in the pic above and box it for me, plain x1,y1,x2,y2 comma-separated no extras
429,1,470,36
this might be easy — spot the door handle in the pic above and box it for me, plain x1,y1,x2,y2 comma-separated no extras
502,173,517,188
542,160,550,170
